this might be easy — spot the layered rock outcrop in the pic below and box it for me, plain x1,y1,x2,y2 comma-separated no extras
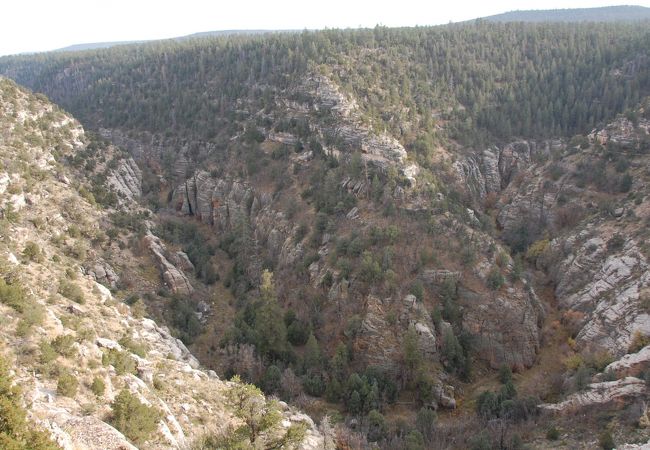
172,171,302,274
552,232,650,357
461,283,543,370
296,74,414,181
453,139,562,201
603,345,650,379
143,232,194,295
87,260,120,288
356,294,438,371
107,157,142,204
539,377,646,412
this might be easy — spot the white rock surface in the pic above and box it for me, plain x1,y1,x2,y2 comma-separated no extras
107,157,142,204
555,235,650,356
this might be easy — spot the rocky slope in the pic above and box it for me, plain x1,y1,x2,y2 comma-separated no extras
1,30,649,446
501,117,650,360
134,71,547,387
453,105,650,421
0,77,324,449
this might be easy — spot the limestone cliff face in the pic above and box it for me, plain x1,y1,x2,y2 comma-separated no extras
453,139,563,202
107,157,142,204
510,117,650,362
144,232,194,295
357,294,438,374
461,230,545,370
172,171,301,276
0,77,323,450
168,165,544,378
297,74,414,183
551,229,650,357
461,284,543,370
539,377,647,412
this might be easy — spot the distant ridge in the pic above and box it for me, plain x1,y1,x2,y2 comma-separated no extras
54,29,296,53
55,41,146,52
481,5,650,23
47,6,650,54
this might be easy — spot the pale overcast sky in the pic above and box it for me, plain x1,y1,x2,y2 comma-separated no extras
1,0,648,56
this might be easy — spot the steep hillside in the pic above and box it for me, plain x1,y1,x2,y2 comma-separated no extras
0,77,324,449
1,21,649,449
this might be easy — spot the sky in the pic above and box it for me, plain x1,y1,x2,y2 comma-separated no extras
1,0,649,56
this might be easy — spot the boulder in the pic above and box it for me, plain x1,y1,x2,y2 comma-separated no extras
88,261,120,288
96,337,122,351
603,345,650,378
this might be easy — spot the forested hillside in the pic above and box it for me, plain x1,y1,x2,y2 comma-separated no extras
2,21,649,145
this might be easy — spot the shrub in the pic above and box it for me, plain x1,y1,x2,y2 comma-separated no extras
153,376,166,391
111,388,161,445
476,391,500,419
17,302,45,335
51,334,77,358
262,365,281,394
628,331,650,354
415,407,436,442
366,410,387,442
619,173,633,193
495,251,509,268
606,234,625,252
405,430,425,450
360,251,382,282
546,426,560,440
119,335,149,358
599,430,615,450
130,299,146,319
486,267,504,290
564,353,584,371
409,281,425,302
547,162,566,180
499,365,513,384
0,278,28,312
168,296,201,344
574,366,593,391
0,356,59,449
525,239,549,262
226,375,305,447
90,376,106,397
287,321,310,346
57,372,78,397
303,373,326,397
555,205,585,229
584,350,614,372
78,186,96,205
22,241,42,262
58,279,85,304
39,341,57,364
102,349,137,375
469,431,492,450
